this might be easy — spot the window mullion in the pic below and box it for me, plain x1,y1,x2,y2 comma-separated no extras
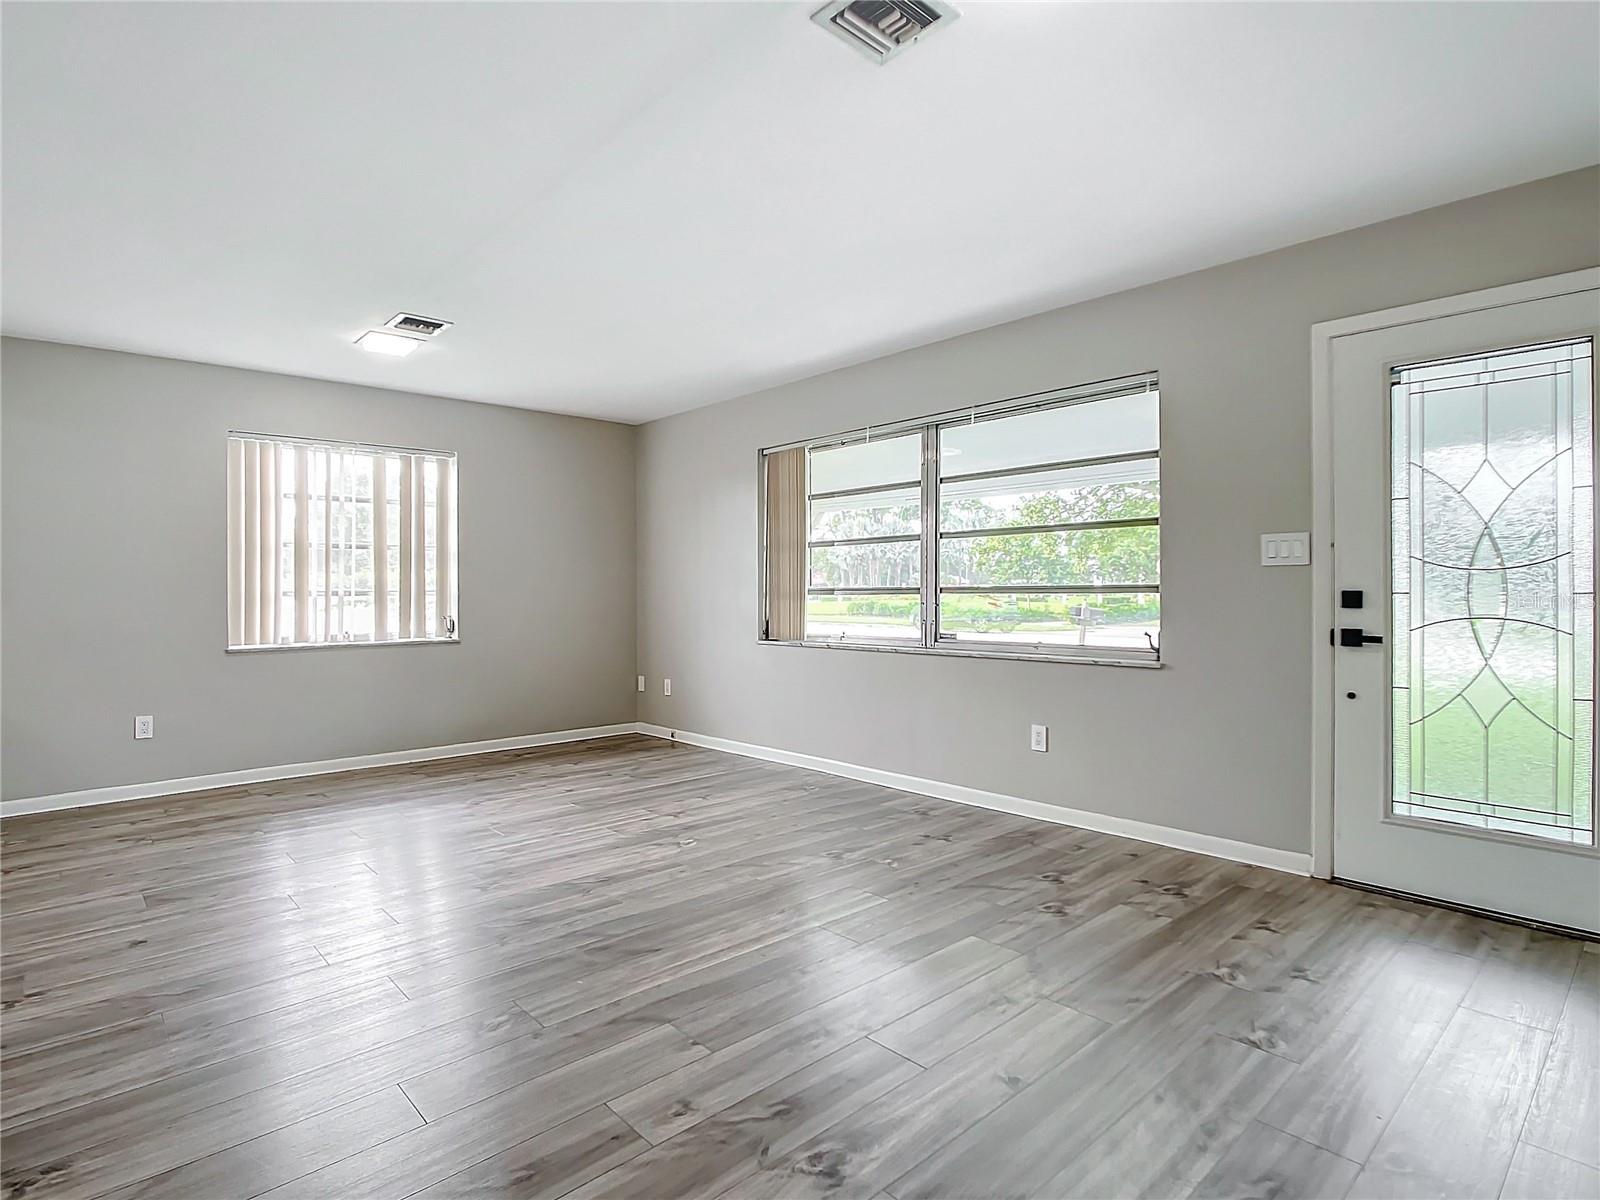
921,424,939,649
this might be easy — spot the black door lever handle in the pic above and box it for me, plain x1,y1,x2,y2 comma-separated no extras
1336,627,1384,647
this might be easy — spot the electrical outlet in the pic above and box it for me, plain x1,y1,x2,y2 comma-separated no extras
663,678,672,697
134,715,154,740
636,675,646,693
1030,724,1048,753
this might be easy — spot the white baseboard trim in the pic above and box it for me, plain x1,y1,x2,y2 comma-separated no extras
6,720,1312,876
0,724,641,819
636,723,1311,876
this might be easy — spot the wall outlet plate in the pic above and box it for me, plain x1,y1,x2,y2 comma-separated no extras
134,715,154,740
1030,724,1048,753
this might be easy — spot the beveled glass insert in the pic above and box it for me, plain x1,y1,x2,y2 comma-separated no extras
1391,338,1595,845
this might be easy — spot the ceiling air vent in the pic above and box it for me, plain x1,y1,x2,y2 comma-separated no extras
811,0,957,64
384,313,453,337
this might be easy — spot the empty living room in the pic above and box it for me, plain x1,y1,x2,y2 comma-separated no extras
2,2,1598,1198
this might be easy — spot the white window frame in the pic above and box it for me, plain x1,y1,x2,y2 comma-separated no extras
759,372,1161,668
225,431,460,653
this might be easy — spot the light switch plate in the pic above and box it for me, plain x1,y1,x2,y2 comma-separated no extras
663,678,672,697
1261,532,1311,566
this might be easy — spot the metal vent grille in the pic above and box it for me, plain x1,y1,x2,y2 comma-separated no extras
812,0,958,63
384,313,453,337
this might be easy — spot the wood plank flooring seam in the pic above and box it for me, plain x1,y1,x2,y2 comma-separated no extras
601,1099,653,1145
4,735,1592,1200
0,998,531,1157
1494,1019,1566,1200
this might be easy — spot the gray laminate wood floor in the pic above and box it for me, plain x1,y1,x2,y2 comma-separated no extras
1,734,1594,1200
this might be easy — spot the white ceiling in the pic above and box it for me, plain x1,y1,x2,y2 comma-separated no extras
4,2,1597,423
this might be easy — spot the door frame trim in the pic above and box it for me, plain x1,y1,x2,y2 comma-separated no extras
1308,267,1600,878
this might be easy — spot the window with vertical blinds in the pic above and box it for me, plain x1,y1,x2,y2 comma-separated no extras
226,434,458,649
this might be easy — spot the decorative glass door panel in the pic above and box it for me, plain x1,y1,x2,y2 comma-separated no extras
1390,338,1595,846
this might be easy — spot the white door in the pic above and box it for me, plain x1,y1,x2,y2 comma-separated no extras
1330,278,1600,934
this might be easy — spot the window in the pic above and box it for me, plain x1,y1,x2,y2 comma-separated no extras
226,434,458,649
800,430,925,642
1389,338,1594,844
760,374,1160,664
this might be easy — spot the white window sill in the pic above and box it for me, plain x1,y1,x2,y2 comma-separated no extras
759,638,1162,669
226,637,460,655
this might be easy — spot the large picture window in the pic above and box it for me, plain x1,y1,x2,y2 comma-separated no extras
226,433,458,650
761,374,1160,664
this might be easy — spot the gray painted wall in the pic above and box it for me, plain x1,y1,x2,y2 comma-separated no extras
636,167,1600,856
5,170,1596,834
1,340,637,800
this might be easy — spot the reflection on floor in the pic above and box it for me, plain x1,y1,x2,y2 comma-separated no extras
1,734,1594,1199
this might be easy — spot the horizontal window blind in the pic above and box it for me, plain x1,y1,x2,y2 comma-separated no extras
760,373,1160,663
226,434,457,649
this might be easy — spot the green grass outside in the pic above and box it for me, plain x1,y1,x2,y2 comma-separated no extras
806,594,1158,634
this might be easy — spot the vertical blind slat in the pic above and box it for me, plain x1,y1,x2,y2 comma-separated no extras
227,439,245,647
321,448,332,641
373,455,389,641
335,450,347,637
294,445,311,643
260,443,278,644
243,440,261,645
398,455,414,639
436,456,454,637
412,455,428,640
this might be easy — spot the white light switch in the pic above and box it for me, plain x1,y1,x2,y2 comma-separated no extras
663,678,672,697
1261,533,1311,566
636,675,646,693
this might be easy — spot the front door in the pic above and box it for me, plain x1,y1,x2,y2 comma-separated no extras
1330,279,1600,934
